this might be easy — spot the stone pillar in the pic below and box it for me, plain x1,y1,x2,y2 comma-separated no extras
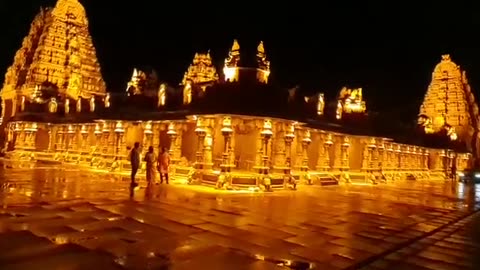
395,144,402,170
114,121,125,159
152,122,161,152
93,124,102,153
385,143,394,170
284,123,295,169
299,129,311,171
203,128,214,170
362,138,376,172
66,125,75,153
194,117,207,169
256,119,273,174
317,133,333,171
220,116,234,172
335,136,350,171
102,122,110,155
167,122,182,164
80,125,89,152
377,139,385,171
142,121,153,154
47,124,54,152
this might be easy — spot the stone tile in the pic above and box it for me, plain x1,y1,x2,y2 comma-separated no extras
329,237,386,254
406,255,466,270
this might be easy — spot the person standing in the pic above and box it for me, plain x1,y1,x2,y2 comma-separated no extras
144,146,157,185
130,142,141,187
158,147,171,184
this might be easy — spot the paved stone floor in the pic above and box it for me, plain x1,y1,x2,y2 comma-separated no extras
0,165,479,269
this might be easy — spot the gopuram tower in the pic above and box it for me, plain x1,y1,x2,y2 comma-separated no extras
0,0,106,123
419,54,480,159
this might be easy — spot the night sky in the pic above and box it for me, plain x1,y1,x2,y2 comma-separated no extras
1,0,479,123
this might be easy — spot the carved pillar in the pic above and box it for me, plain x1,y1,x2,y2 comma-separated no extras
284,123,295,169
94,124,102,154
102,122,110,155
339,136,350,171
194,117,207,169
423,149,429,170
385,143,393,170
317,133,333,171
300,129,311,171
362,138,376,172
394,144,402,170
114,121,125,159
220,116,234,172
142,121,153,155
377,140,385,171
55,125,64,152
259,119,273,174
80,125,89,152
47,124,54,152
203,127,214,170
66,125,75,153
167,122,182,164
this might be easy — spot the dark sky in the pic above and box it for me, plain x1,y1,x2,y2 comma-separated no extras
1,0,479,121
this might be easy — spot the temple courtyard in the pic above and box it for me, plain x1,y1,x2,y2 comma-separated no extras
0,165,479,269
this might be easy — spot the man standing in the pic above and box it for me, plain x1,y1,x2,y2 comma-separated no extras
158,147,171,184
130,142,141,187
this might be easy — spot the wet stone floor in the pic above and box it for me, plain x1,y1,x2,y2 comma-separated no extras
0,165,480,269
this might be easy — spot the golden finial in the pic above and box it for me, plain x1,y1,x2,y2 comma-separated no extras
232,39,240,51
441,54,451,61
257,41,265,54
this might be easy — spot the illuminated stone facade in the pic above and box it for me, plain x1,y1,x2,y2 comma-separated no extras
1,2,474,190
0,0,106,121
420,55,480,155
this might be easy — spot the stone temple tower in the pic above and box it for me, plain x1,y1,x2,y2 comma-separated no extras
419,54,480,159
0,0,106,122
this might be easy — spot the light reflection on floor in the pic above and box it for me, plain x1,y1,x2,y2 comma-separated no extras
0,164,479,269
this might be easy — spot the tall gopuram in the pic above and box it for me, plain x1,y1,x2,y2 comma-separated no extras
419,55,480,159
0,0,106,123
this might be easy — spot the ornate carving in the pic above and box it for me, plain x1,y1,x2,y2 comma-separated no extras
256,41,270,83
0,0,106,105
158,84,166,107
76,97,81,112
337,87,367,115
64,98,70,114
48,98,58,113
183,82,192,105
223,40,240,82
420,55,479,152
182,52,219,86
89,96,95,112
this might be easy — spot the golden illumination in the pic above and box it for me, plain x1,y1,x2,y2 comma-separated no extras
317,93,325,116
182,52,219,86
64,98,70,114
48,98,58,113
223,40,240,82
89,96,95,112
256,41,270,83
104,93,110,108
126,68,147,96
0,0,106,106
158,84,166,107
420,54,479,146
183,82,192,105
76,98,82,112
338,87,367,114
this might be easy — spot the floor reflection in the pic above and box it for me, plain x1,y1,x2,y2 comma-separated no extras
0,164,479,269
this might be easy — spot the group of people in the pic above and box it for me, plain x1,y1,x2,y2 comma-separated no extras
129,142,170,187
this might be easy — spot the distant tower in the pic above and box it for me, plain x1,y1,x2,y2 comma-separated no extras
419,54,480,157
0,0,106,119
181,52,219,89
223,40,241,82
256,41,271,83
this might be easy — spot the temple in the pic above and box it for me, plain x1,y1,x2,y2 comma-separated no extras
0,0,106,126
0,0,475,191
419,55,480,162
